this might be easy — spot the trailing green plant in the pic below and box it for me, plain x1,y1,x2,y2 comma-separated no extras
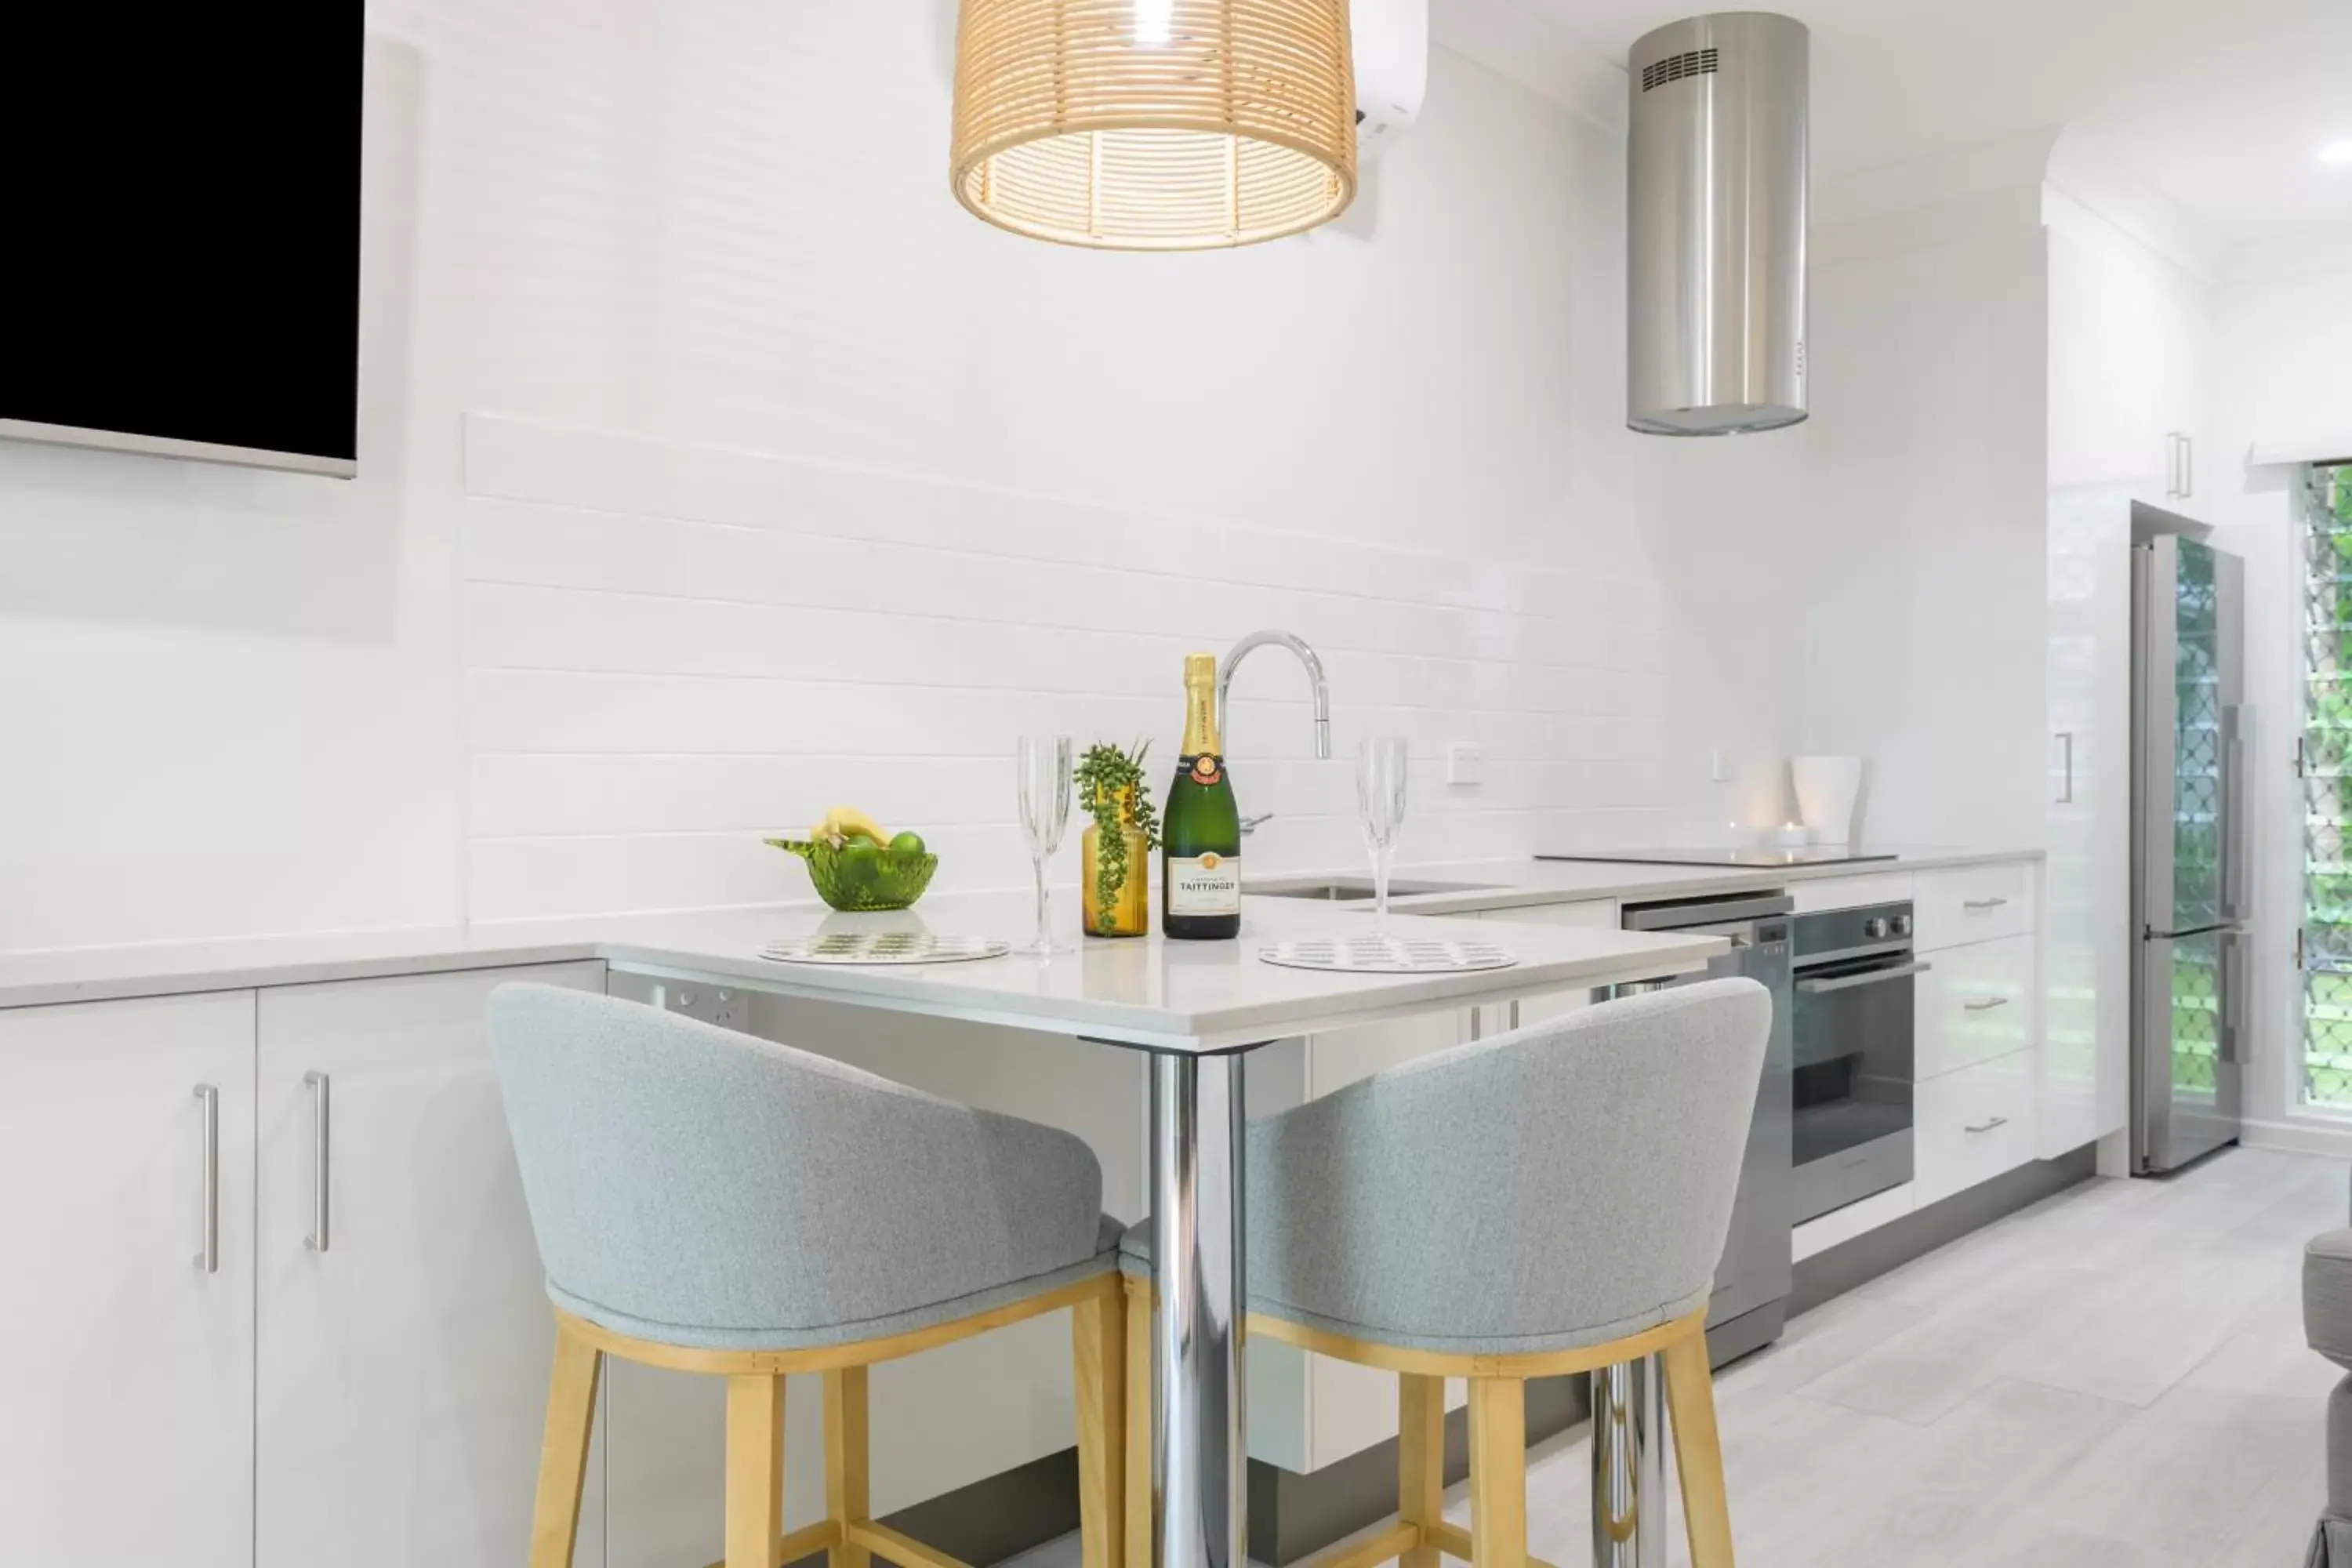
1075,739,1162,929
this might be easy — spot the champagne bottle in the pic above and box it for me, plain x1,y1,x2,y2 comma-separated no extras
1163,652,1242,940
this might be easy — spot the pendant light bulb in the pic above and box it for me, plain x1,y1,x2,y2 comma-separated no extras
949,0,1359,250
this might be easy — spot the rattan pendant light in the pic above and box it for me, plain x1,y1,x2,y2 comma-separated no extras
949,0,1358,250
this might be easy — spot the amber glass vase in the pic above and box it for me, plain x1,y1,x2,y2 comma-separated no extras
1081,786,1151,938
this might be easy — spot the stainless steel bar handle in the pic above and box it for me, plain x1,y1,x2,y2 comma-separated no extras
304,1071,331,1254
1962,898,2009,911
2180,434,2193,500
2220,935,2245,1064
193,1084,220,1276
1963,997,2009,1012
2222,706,2250,923
2054,731,2074,804
1795,960,1931,995
1963,1116,2009,1134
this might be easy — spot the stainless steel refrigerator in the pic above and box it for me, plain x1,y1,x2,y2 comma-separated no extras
2131,532,2253,1174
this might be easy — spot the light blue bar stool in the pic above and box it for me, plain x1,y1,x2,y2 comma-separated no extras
488,984,1127,1568
1118,978,1770,1568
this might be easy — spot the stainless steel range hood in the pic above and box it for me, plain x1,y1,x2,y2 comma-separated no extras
1627,12,1810,437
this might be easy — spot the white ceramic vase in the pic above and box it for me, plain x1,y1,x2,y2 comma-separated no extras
1791,757,1866,845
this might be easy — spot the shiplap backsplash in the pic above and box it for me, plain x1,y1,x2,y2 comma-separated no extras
460,414,1678,922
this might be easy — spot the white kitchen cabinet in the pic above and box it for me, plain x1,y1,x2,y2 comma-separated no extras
1915,935,2036,1080
254,962,608,1568
2045,481,2136,1160
0,991,259,1568
2045,189,2207,514
1914,1047,2038,1207
1473,900,1616,1035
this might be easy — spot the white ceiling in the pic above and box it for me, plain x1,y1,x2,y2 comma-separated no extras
1471,0,2352,255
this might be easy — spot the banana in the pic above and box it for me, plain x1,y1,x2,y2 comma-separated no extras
811,806,890,846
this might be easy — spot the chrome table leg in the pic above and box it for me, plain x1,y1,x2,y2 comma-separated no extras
1151,1051,1248,1568
1591,1354,1665,1568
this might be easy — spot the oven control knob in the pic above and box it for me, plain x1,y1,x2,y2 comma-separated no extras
1864,916,1890,941
1892,913,1913,938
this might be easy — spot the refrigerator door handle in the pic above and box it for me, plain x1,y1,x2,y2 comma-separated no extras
2219,931,2245,1065
2222,705,2252,924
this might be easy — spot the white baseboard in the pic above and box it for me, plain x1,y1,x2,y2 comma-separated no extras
2239,1114,2352,1161
1792,1181,1918,1261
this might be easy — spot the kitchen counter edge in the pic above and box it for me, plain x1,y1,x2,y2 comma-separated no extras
0,845,2038,1014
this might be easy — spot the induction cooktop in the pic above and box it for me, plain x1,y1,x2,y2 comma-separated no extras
1536,847,1900,869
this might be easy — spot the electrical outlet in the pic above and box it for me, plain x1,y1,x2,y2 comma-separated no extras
661,984,750,1031
1446,742,1485,786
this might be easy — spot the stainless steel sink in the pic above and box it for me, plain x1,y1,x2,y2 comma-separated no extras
1247,876,1508,902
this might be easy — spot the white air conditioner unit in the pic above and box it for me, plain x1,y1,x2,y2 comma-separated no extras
1353,0,1428,157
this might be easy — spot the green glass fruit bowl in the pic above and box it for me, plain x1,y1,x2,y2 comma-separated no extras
767,838,938,912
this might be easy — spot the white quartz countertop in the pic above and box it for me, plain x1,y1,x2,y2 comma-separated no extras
0,846,2037,1044
1345,844,2042,916
0,892,1719,1051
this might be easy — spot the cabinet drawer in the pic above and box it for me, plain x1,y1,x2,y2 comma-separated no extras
1914,862,2035,951
1916,934,2035,1079
1488,898,1618,929
1914,1049,2035,1207
1791,873,1915,914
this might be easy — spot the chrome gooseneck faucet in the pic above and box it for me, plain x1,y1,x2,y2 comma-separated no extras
1217,630,1332,763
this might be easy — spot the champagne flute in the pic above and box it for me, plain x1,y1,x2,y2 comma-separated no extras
1356,737,1409,925
1014,735,1075,956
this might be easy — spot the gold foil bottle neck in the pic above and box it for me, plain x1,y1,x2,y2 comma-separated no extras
1183,652,1217,686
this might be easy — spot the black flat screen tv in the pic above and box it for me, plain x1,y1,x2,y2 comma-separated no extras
0,10,364,477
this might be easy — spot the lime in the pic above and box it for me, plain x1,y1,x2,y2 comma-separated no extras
837,839,882,881
889,831,927,856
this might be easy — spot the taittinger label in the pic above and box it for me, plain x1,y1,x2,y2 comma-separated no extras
1167,851,1241,916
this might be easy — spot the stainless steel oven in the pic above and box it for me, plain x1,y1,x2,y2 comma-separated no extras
1791,901,1924,1223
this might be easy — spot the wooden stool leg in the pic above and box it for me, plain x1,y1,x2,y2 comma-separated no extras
1661,1331,1734,1568
1074,1283,1127,1568
826,1367,873,1568
1467,1378,1527,1568
1397,1374,1446,1568
724,1374,786,1568
528,1319,604,1568
1123,1277,1153,1568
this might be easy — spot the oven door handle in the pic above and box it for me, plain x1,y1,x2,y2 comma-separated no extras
1795,960,1932,994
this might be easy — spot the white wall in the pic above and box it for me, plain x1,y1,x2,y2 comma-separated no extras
1794,217,2053,849
2206,252,2352,1138
0,38,459,953
0,2,1796,952
1633,169,2055,854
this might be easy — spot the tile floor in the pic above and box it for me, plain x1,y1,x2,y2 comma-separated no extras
1025,1147,2347,1568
